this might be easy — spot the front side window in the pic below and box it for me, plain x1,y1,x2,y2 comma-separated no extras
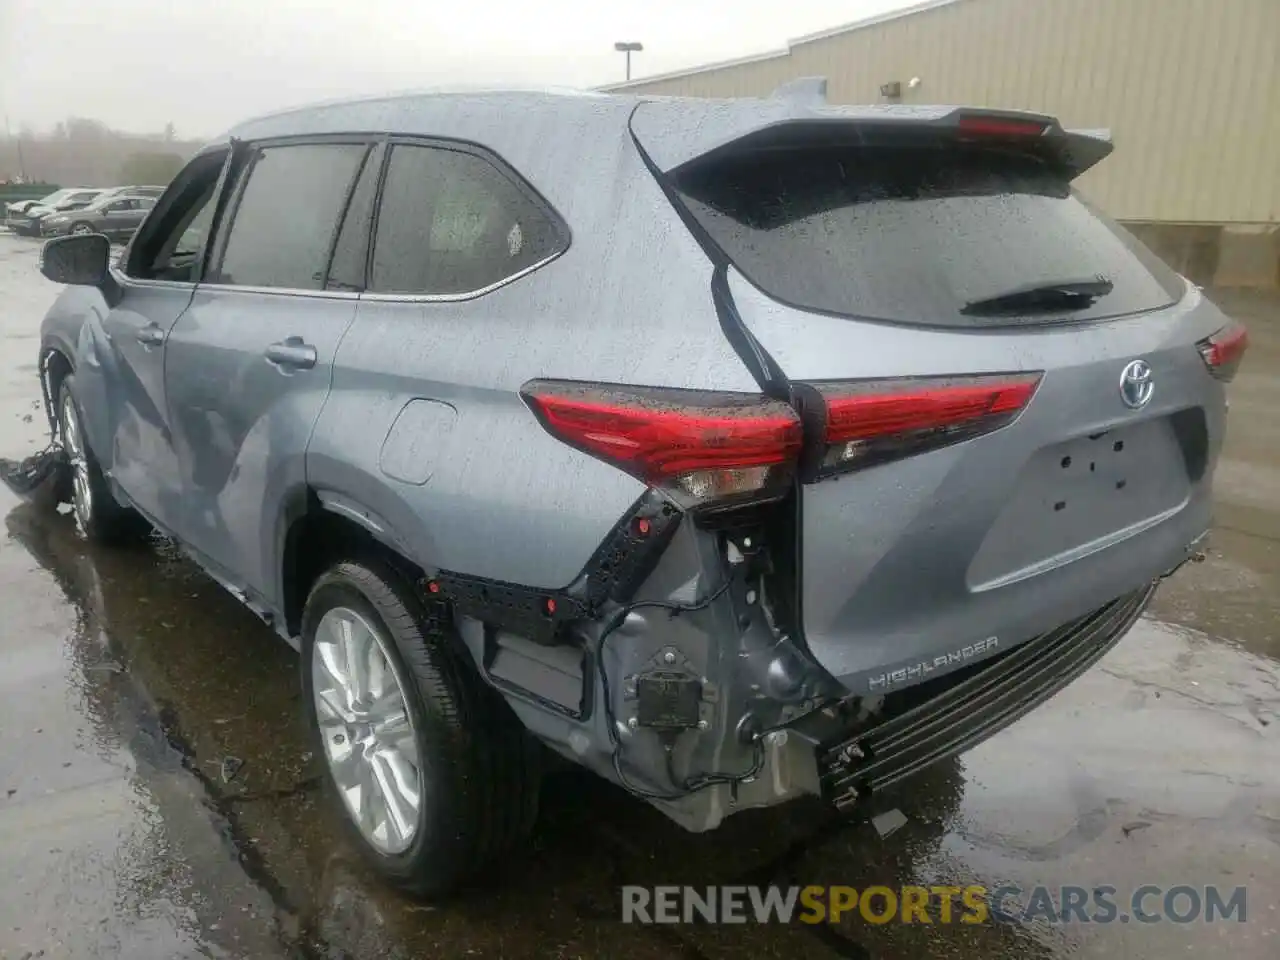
369,144,565,296
209,142,368,291
125,148,228,283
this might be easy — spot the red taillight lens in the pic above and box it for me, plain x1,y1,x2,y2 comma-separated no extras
803,373,1042,477
1197,322,1249,382
521,380,803,506
957,115,1049,138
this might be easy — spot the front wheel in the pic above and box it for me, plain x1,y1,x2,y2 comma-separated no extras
57,375,148,543
301,558,539,897
69,222,94,236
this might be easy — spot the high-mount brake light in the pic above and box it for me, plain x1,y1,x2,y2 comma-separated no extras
957,115,1050,137
802,373,1042,478
521,380,803,507
1197,322,1249,382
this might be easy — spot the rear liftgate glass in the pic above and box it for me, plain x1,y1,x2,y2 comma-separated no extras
670,113,1186,330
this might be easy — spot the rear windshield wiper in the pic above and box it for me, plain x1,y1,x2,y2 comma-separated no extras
961,275,1114,316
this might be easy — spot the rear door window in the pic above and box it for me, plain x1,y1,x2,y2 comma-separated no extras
368,143,566,296
325,143,383,292
210,142,368,291
675,143,1184,327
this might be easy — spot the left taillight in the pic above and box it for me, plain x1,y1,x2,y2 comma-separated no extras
1197,322,1249,382
520,380,803,507
798,373,1042,478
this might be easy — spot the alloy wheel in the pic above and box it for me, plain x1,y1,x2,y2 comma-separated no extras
60,391,93,529
312,606,423,854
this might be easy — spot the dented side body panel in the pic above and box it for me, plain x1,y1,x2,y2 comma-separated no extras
233,92,761,592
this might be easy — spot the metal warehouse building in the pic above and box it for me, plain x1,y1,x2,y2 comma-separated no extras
606,0,1280,288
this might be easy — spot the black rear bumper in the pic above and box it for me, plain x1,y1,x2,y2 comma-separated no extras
819,583,1155,810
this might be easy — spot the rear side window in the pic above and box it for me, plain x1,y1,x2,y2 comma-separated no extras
325,144,382,292
369,144,566,296
212,143,368,290
675,144,1184,327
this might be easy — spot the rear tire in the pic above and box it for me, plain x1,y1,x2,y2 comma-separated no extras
301,557,540,897
57,375,149,544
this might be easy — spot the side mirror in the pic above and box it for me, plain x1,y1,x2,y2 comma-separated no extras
40,234,112,286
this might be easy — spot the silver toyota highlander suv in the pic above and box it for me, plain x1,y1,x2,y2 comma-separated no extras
32,84,1248,896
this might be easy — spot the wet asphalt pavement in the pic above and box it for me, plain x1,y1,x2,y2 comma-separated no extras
1,231,1277,959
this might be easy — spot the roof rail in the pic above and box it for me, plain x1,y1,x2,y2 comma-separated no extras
771,77,828,105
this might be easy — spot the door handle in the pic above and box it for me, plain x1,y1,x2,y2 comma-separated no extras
264,336,318,370
135,323,166,347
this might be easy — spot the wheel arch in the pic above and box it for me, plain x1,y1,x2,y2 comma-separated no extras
39,340,76,435
279,489,427,638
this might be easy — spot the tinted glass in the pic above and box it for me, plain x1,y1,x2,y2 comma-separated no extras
214,143,367,290
370,144,564,295
126,149,226,283
676,144,1184,326
325,144,380,292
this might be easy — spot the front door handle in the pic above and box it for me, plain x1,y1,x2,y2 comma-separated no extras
135,323,165,347
264,336,318,371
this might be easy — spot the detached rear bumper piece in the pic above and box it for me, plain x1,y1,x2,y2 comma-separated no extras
819,583,1156,810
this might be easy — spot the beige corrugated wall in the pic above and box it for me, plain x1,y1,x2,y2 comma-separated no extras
614,0,1280,224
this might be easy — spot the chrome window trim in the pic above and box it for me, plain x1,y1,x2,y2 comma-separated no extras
192,281,363,301
107,266,361,301
360,248,566,304
108,266,194,293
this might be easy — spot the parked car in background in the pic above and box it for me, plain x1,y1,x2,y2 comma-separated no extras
5,190,66,218
100,184,168,200
39,194,157,241
8,188,107,235
6,188,84,226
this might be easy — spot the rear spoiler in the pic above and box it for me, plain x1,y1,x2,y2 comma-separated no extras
631,94,1114,181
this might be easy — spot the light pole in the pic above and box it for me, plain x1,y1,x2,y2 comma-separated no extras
614,41,643,82
4,115,26,181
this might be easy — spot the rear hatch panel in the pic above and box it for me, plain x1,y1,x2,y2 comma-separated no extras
630,101,1230,693
735,267,1224,693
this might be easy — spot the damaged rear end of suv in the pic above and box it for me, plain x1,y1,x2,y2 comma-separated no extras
515,96,1245,836
26,86,1246,897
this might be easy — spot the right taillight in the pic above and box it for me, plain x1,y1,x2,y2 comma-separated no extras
799,373,1042,478
1197,322,1249,382
521,379,803,508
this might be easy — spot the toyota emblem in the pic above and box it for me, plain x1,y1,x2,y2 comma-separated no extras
1119,359,1154,410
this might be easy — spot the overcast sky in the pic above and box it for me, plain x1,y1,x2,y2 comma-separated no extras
0,0,914,137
